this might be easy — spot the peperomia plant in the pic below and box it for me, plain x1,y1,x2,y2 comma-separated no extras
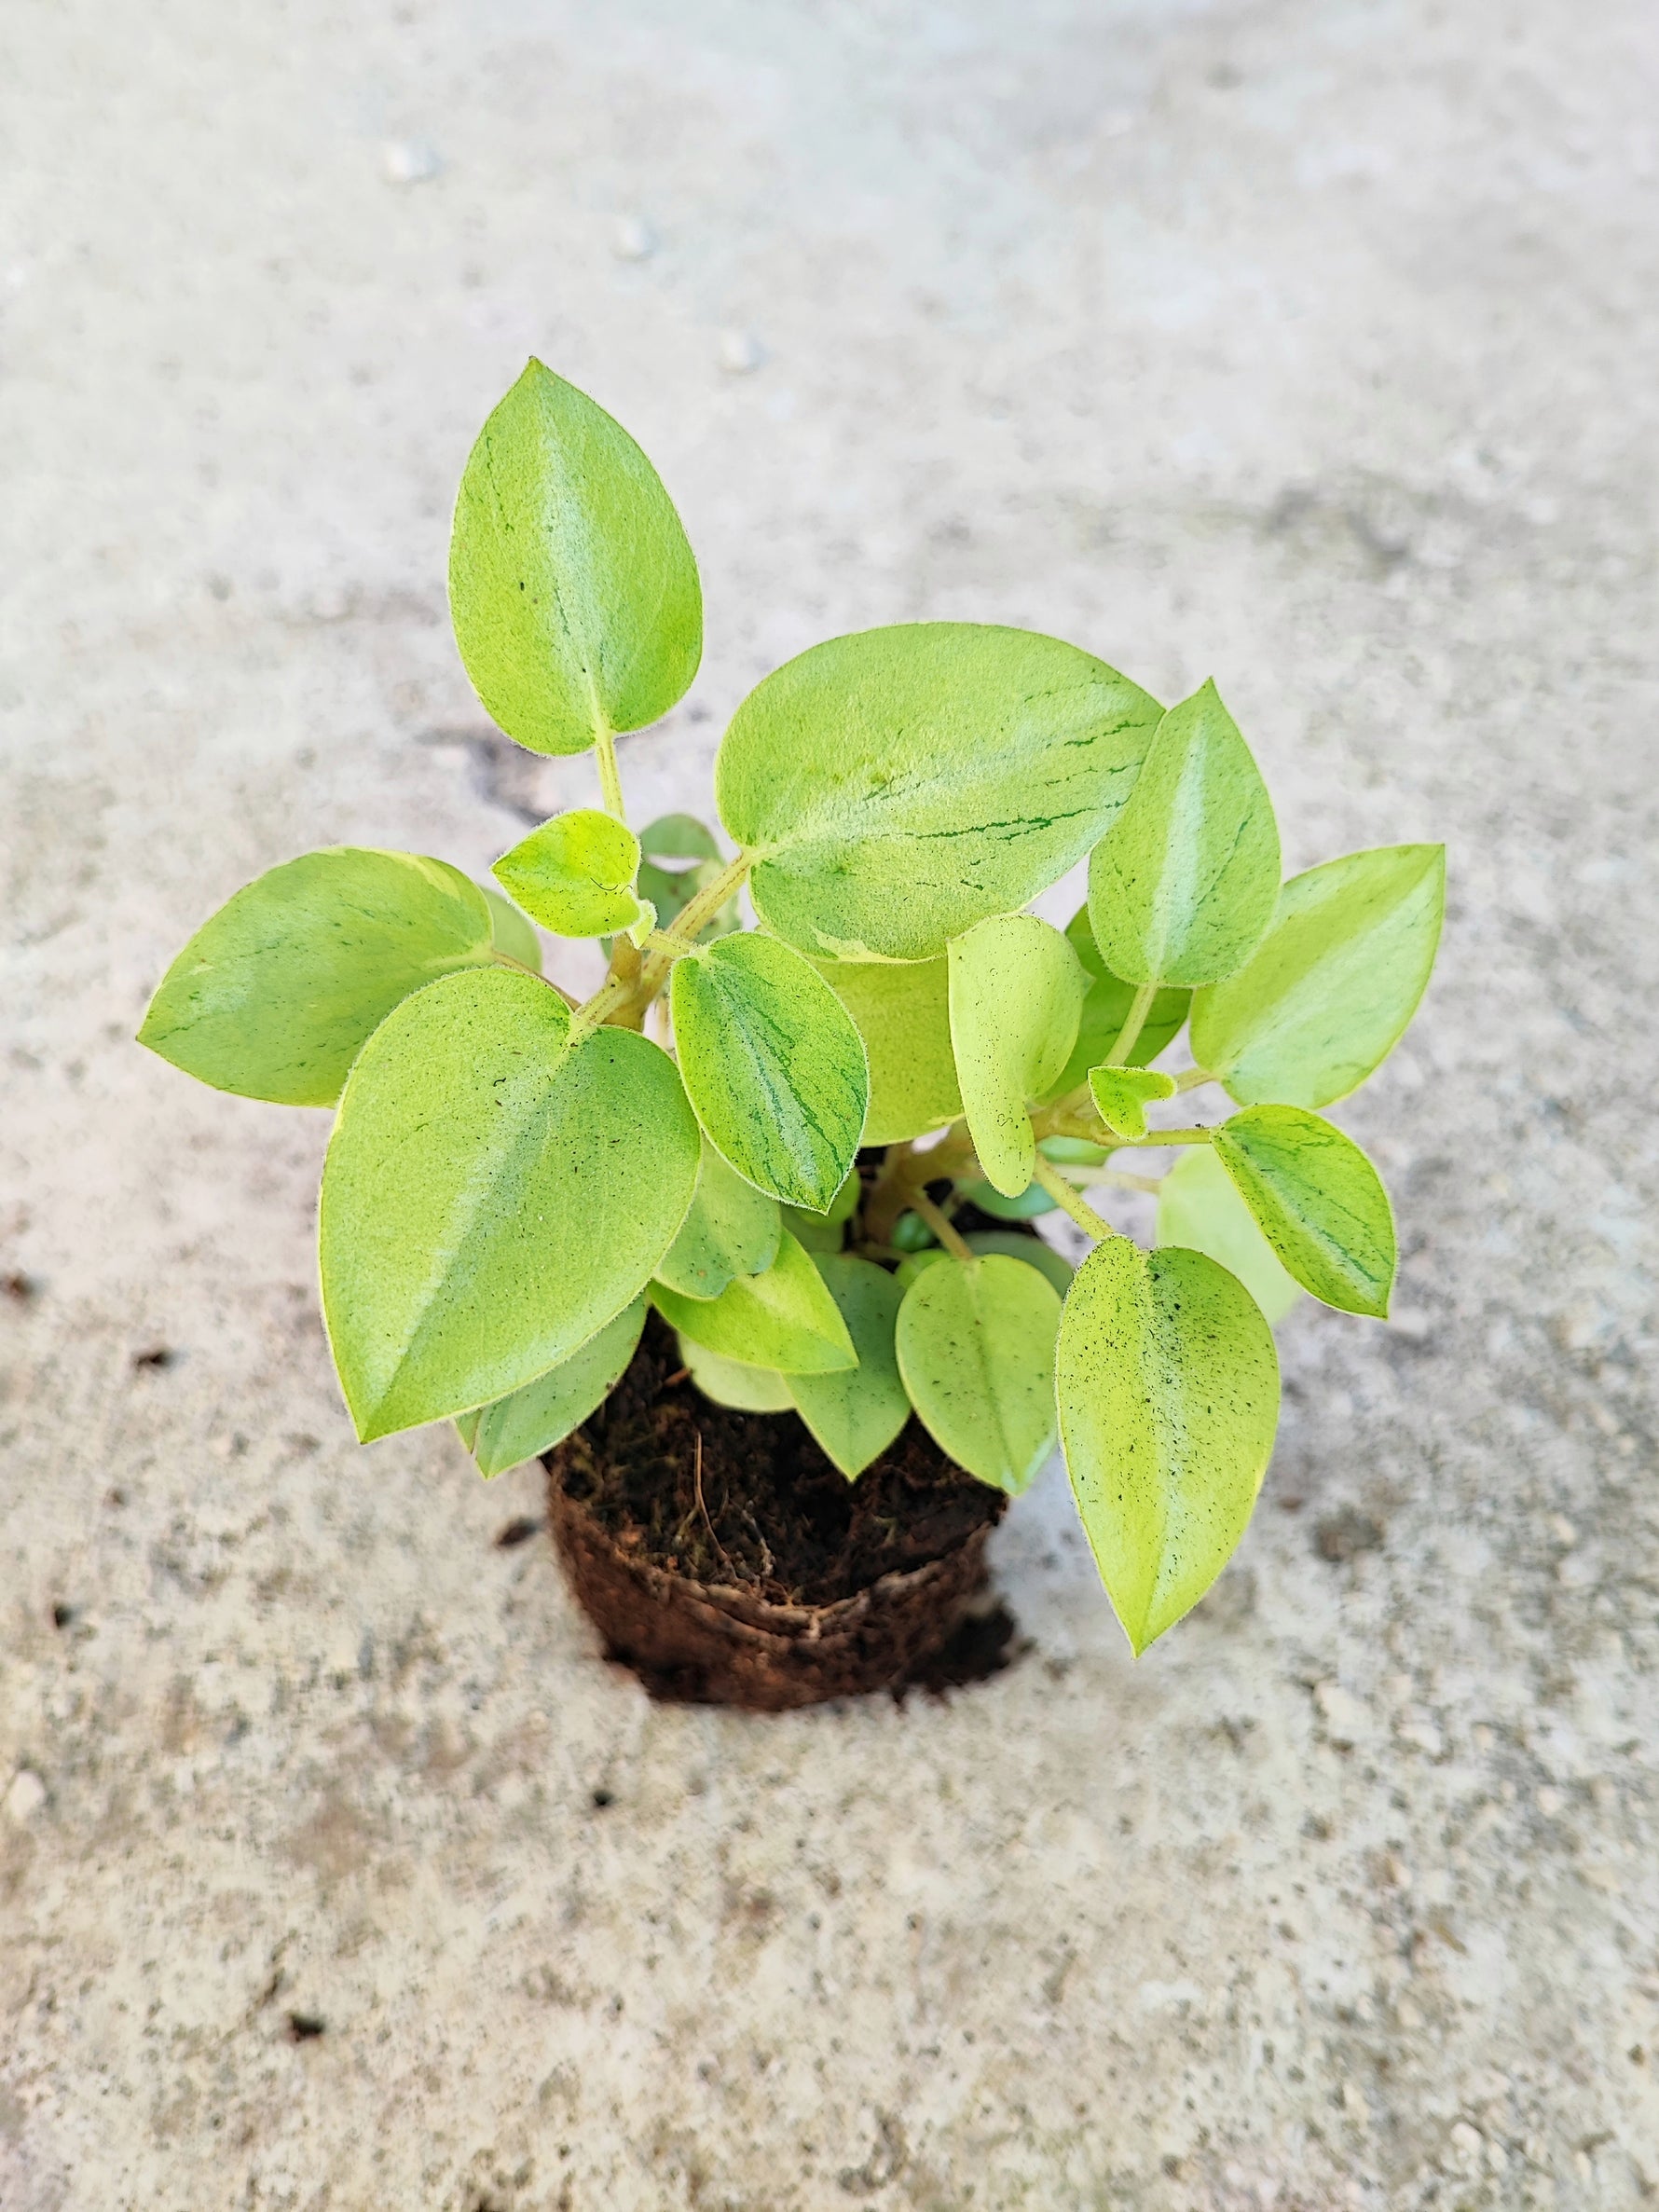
140,362,1444,1653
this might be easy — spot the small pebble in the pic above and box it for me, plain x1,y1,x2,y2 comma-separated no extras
381,139,442,186
5,1768,47,1823
612,215,656,262
718,328,764,374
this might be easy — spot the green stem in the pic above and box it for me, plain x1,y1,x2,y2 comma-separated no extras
1103,979,1159,1069
1112,1126,1215,1147
1056,1164,1164,1195
1174,1065,1215,1092
594,724,626,821
636,853,752,1002
911,1188,976,1264
1031,1153,1117,1241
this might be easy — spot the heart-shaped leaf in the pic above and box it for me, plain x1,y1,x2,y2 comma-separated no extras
492,809,643,937
1088,1065,1177,1139
654,1138,782,1299
466,1300,646,1477
787,1255,910,1480
948,914,1088,1197
480,886,543,972
138,847,495,1107
718,624,1162,960
671,932,869,1211
679,1334,793,1411
1088,680,1281,987
448,361,702,757
1212,1106,1396,1317
812,955,962,1145
651,1230,857,1373
895,1254,1063,1493
1057,1239,1280,1654
1155,1147,1301,1326
1190,845,1446,1107
320,968,699,1440
1039,906,1189,1099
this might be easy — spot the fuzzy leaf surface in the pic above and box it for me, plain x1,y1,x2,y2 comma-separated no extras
138,847,495,1107
787,1255,911,1479
651,1230,857,1373
671,933,869,1211
468,1300,645,1477
448,360,701,756
1190,845,1446,1106
1155,1147,1301,1326
1057,1240,1279,1653
1213,1106,1396,1317
320,969,698,1440
679,1334,794,1411
812,955,962,1145
1087,680,1281,987
948,914,1088,1198
1088,1065,1177,1139
896,1254,1062,1494
655,1139,782,1300
718,624,1161,960
1040,906,1189,1098
492,809,643,937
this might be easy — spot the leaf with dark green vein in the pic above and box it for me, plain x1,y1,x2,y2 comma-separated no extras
655,1139,782,1299
1190,845,1446,1107
320,968,699,1440
448,360,701,756
782,1167,859,1254
897,1230,1074,1298
492,809,643,937
1039,907,1190,1099
479,886,542,972
896,1254,1062,1493
467,1301,646,1477
138,847,496,1107
717,624,1162,960
651,1230,857,1373
1057,1239,1280,1654
671,933,869,1211
787,1256,910,1479
812,955,961,1145
1212,1106,1396,1317
679,1334,794,1411
1155,1147,1301,1326
1088,680,1281,987
948,914,1088,1198
1088,1065,1177,1139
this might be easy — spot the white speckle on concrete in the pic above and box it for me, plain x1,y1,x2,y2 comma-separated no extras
612,214,656,261
5,1769,47,1824
380,138,441,185
717,327,764,373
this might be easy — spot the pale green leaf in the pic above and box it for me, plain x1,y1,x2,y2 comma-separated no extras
718,624,1162,959
897,1230,1074,1298
651,1230,857,1373
453,1408,481,1452
1190,845,1446,1107
948,914,1088,1198
448,360,701,756
138,847,494,1107
640,814,723,866
1039,906,1189,1099
655,1139,782,1299
895,1254,1063,1494
492,809,643,937
319,968,699,1440
1087,680,1281,986
1212,1106,1396,1318
1088,1065,1177,1139
1057,1239,1280,1653
480,886,542,972
812,955,961,1145
671,933,869,1211
679,1333,794,1412
468,1300,646,1477
787,1256,910,1479
1155,1147,1302,1326
782,1166,859,1253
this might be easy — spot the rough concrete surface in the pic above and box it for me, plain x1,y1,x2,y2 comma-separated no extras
3,1,1657,2205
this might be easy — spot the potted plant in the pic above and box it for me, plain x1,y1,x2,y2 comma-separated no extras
139,362,1444,1709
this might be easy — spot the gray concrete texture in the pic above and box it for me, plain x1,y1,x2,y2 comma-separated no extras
3,0,1656,2204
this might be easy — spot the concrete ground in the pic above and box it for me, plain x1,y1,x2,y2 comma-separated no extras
3,1,1657,2204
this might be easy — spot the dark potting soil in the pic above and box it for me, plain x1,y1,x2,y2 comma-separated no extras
555,1309,1007,1610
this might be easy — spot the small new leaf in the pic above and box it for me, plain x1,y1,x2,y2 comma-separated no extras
812,955,962,1145
655,1139,782,1300
1088,680,1281,987
493,809,643,937
1212,1106,1396,1318
895,1254,1062,1494
1190,845,1446,1107
448,361,702,756
138,848,495,1107
1156,1147,1301,1326
787,1256,910,1479
467,1301,646,1477
1088,1065,1177,1139
948,914,1088,1198
1041,906,1189,1099
1057,1240,1280,1654
651,1230,857,1373
671,933,869,1212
